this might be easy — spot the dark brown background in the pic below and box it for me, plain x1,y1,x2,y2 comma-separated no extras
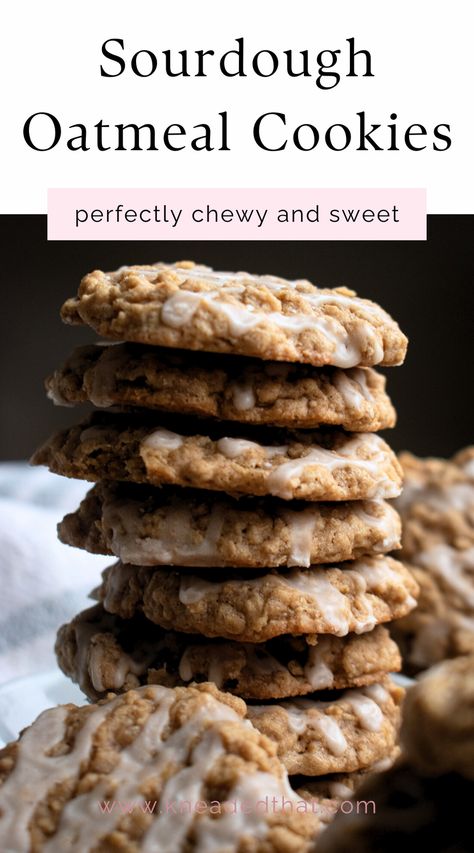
0,215,472,460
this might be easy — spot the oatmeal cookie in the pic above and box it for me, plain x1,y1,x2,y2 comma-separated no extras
97,557,418,643
46,342,396,431
31,413,403,502
56,604,401,701
60,262,408,367
0,683,320,851
58,482,401,568
247,679,403,775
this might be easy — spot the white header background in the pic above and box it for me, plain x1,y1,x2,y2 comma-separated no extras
1,0,472,213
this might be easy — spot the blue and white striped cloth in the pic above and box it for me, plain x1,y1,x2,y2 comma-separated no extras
0,464,109,685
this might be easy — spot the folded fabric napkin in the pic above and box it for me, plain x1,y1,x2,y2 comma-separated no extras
0,464,109,685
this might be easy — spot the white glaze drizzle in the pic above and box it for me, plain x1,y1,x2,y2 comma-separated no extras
156,274,391,367
103,500,226,567
343,690,384,732
86,344,127,407
231,382,257,411
282,508,317,567
142,429,184,451
215,437,262,459
266,433,398,501
303,639,335,689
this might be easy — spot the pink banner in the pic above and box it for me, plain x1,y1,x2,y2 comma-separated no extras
48,188,426,240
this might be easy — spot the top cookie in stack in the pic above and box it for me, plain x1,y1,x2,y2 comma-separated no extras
32,261,417,783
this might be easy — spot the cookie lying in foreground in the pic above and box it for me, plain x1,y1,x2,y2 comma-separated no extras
56,603,401,701
46,342,397,431
0,683,320,852
317,655,474,852
31,413,403,502
58,482,401,569
60,262,408,367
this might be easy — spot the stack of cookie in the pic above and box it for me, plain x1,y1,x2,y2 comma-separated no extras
32,262,418,790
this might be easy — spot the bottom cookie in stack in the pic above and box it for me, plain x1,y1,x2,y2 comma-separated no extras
56,551,416,785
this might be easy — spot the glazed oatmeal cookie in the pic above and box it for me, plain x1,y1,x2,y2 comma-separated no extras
58,482,401,568
0,683,320,852
56,604,401,701
46,342,396,431
31,413,403,502
60,262,408,367
97,557,419,643
246,679,403,775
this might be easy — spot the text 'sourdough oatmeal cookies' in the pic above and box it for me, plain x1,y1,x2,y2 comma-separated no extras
60,262,408,367
391,448,474,672
31,413,403,501
317,656,474,853
97,557,419,643
46,342,397,432
58,482,401,568
56,603,401,701
246,679,404,775
0,683,322,852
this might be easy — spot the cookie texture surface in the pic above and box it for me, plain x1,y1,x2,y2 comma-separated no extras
59,482,401,569
247,680,403,776
97,557,418,643
0,683,320,852
56,604,401,701
31,413,403,502
392,449,474,672
60,262,408,367
46,342,397,432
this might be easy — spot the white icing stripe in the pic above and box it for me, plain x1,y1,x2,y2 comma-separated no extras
140,428,399,500
328,782,354,798
282,508,317,567
179,576,217,605
194,771,298,853
231,382,257,411
304,639,335,689
157,279,391,367
216,437,261,458
267,434,398,500
313,717,348,756
86,344,127,407
0,693,134,850
343,691,384,732
142,429,183,451
104,501,226,568
283,571,352,637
